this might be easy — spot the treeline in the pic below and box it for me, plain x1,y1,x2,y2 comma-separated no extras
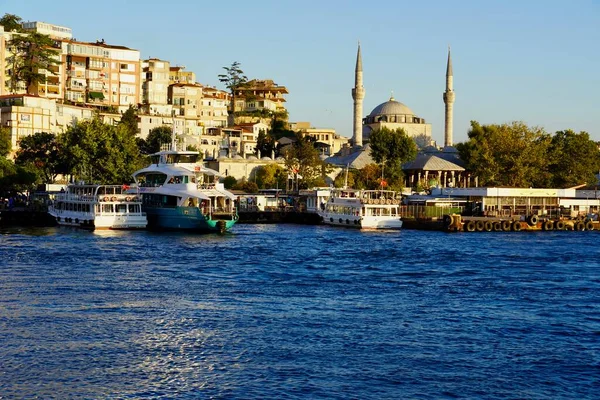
0,109,333,196
0,108,170,196
456,121,600,188
331,122,599,191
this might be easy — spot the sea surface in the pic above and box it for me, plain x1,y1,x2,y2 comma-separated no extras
0,224,599,399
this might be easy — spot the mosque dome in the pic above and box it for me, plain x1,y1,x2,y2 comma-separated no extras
364,95,423,125
368,96,414,118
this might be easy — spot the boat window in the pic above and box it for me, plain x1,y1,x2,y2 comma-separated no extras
151,155,160,165
175,154,198,163
102,204,113,213
139,173,167,187
128,204,139,213
116,204,127,213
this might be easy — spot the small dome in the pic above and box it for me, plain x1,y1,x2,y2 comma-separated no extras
261,156,271,160
442,146,459,153
233,155,244,159
247,155,258,160
368,96,414,118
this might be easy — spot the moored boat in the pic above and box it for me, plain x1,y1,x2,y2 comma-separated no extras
320,188,403,229
48,183,147,230
131,149,238,233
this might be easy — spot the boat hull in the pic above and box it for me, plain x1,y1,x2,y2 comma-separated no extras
322,213,403,230
145,206,237,233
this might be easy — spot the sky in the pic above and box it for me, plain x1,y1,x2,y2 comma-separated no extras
2,0,599,143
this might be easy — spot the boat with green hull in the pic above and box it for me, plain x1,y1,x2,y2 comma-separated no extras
131,149,238,233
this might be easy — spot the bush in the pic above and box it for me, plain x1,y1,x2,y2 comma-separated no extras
223,176,237,189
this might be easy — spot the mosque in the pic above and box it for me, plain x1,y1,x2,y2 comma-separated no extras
327,44,472,189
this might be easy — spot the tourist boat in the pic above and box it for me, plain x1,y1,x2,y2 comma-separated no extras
48,183,147,230
130,149,238,233
319,188,403,229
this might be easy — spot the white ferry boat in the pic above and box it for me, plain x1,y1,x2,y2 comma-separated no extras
320,188,403,230
131,149,238,233
48,183,147,230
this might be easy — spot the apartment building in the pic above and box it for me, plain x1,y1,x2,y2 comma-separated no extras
61,39,140,111
0,94,54,152
140,58,172,116
21,21,72,40
200,86,229,128
169,66,195,85
232,79,288,126
235,122,268,156
289,121,349,156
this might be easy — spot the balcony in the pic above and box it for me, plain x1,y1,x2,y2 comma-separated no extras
68,81,86,91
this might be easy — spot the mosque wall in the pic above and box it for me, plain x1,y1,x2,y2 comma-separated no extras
206,158,285,182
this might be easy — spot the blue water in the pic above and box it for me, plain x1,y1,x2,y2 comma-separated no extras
0,225,599,399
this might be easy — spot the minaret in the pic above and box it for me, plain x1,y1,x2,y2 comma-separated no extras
443,46,455,147
351,43,365,147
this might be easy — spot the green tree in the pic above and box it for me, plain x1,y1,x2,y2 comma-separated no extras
456,121,551,187
0,126,11,157
60,118,143,183
223,175,237,189
0,13,24,33
140,126,173,154
15,132,66,183
6,31,61,94
282,133,327,189
369,127,417,186
218,61,248,118
255,163,286,189
355,164,383,189
333,169,356,188
548,130,600,188
0,160,39,198
255,130,275,158
233,179,258,193
118,105,139,137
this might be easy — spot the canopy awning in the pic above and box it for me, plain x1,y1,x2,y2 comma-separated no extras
88,91,105,100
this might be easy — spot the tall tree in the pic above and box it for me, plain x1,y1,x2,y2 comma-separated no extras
118,105,139,137
255,163,286,189
0,126,11,157
0,13,23,33
255,130,275,158
15,132,66,183
282,133,328,189
369,127,417,186
59,118,143,184
218,61,247,121
6,31,61,94
456,121,551,187
140,126,173,154
548,130,600,188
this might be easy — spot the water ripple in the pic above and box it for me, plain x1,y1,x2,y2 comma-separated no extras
0,225,599,398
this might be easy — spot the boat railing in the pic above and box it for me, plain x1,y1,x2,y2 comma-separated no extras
198,183,217,190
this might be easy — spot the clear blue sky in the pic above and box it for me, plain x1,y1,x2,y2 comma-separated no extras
3,0,599,143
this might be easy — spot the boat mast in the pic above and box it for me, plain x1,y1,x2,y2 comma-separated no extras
171,114,177,151
344,163,349,189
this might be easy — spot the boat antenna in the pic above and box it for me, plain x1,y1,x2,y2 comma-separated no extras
344,163,349,189
171,114,177,151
